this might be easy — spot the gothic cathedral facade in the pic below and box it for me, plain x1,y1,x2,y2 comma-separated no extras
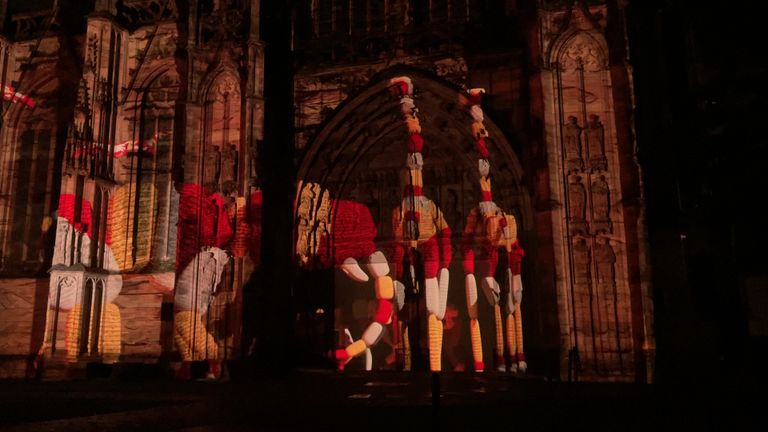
0,1,653,382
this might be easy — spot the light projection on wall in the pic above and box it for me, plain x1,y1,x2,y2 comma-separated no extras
49,193,123,363
388,77,452,373
112,133,158,157
71,132,159,159
330,77,453,372
295,79,528,374
170,72,262,372
459,89,526,373
3,84,36,109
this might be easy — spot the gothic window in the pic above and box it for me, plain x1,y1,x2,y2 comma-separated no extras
204,73,242,191
0,78,59,273
78,279,105,355
5,129,51,265
550,28,634,376
144,73,179,267
112,71,179,271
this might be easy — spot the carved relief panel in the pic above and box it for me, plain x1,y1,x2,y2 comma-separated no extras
542,3,640,380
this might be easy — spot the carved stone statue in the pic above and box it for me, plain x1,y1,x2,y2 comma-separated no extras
573,238,591,285
564,115,583,172
54,217,72,266
220,144,238,184
591,175,610,222
595,239,616,288
586,114,607,171
569,176,587,222
203,148,221,184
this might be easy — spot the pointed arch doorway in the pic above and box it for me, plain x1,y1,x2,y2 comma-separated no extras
293,70,535,371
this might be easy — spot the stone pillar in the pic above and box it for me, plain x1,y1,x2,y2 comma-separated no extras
538,2,652,382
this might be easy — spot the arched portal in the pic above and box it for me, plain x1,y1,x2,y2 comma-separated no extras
293,70,537,371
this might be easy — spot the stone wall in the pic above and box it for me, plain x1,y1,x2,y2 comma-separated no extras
0,278,48,378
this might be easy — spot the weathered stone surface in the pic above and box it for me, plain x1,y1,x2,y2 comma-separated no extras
0,279,47,356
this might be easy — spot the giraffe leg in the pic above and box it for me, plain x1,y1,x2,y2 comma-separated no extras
494,304,505,371
506,312,518,373
335,302,391,368
402,324,411,371
470,318,483,372
514,308,526,373
465,274,484,371
428,313,443,372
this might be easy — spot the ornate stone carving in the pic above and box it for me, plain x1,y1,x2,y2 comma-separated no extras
49,276,78,311
541,1,607,63
86,33,99,74
75,78,91,120
433,58,468,84
214,75,239,100
560,35,602,72
586,114,607,171
146,32,179,61
564,115,583,172
117,1,178,29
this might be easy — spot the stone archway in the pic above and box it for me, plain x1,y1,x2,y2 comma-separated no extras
293,70,534,371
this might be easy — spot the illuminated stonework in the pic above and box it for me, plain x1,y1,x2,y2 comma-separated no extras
0,1,652,382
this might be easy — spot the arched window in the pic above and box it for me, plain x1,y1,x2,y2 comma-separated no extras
111,70,180,271
77,278,105,356
203,72,242,191
0,77,59,274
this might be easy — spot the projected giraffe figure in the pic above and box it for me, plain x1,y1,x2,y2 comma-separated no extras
335,76,452,372
460,89,526,373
